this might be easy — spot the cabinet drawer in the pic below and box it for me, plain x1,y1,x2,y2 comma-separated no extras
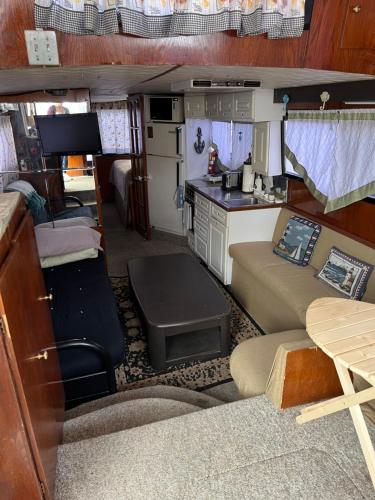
194,219,208,241
210,203,227,225
195,233,208,262
194,193,210,214
195,208,209,226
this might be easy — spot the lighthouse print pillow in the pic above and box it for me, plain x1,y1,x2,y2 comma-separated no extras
316,247,373,300
273,216,321,266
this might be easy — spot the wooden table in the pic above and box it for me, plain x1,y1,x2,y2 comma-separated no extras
297,297,375,488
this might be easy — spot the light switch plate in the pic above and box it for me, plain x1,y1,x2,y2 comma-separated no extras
25,30,60,66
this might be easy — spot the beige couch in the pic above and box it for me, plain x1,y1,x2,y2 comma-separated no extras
229,207,375,334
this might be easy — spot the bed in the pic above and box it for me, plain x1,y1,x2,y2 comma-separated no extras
110,159,132,227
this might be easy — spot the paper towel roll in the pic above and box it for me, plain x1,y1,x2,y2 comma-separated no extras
242,164,254,192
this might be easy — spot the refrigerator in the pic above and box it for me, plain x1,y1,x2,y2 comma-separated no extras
146,123,186,235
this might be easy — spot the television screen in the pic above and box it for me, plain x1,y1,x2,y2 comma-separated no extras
35,113,102,156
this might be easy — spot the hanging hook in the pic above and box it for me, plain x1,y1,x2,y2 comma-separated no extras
320,91,330,111
282,94,290,115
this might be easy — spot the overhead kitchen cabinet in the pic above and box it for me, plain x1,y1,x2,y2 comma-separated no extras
205,94,219,120
252,121,282,176
184,95,206,118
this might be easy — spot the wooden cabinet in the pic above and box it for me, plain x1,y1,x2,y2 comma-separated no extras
184,95,206,118
340,0,375,50
252,121,282,176
0,195,64,499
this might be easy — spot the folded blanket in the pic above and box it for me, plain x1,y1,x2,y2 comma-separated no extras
5,180,47,223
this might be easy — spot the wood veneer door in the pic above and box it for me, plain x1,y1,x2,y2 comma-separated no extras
0,213,64,499
128,95,151,240
340,0,375,50
0,333,43,499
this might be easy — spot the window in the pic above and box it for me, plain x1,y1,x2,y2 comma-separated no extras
211,121,252,170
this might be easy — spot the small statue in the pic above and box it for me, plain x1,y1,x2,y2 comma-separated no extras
194,127,205,154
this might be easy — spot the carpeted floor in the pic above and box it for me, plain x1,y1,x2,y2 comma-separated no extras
112,275,263,392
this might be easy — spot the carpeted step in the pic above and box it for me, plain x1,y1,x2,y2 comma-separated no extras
63,398,204,443
65,385,224,421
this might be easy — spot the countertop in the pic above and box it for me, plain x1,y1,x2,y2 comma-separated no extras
186,179,285,212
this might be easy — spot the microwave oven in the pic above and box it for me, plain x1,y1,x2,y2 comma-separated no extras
145,95,184,123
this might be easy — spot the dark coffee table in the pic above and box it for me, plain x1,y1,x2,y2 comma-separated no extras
127,253,231,370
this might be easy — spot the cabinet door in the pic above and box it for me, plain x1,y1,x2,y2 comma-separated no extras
185,95,206,118
233,91,253,122
218,94,234,121
340,0,375,50
0,213,64,499
252,122,269,175
195,231,208,263
205,94,219,120
208,218,227,281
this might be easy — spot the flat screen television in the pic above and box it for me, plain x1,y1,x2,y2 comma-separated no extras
35,113,102,156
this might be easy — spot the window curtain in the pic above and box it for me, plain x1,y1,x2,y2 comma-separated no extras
35,0,305,38
0,117,19,193
92,102,131,154
232,122,252,170
212,121,232,169
285,110,375,213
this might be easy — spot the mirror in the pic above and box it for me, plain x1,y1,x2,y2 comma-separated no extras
0,99,101,227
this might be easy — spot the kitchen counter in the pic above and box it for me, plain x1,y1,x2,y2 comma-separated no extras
186,179,285,212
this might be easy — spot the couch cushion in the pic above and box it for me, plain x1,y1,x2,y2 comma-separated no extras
230,241,342,325
230,329,308,398
273,208,375,303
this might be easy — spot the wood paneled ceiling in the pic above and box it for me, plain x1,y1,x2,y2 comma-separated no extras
0,64,373,98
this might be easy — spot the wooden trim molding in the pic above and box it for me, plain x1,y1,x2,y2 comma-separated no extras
286,178,375,249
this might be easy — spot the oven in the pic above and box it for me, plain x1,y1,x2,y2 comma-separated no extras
184,183,195,249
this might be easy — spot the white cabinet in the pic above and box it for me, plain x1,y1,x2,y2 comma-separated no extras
208,218,227,280
218,94,234,121
252,121,282,176
233,91,253,122
205,94,219,120
184,95,206,118
193,190,281,284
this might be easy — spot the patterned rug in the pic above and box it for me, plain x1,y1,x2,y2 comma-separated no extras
112,276,263,392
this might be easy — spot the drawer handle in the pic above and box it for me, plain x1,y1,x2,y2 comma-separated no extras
352,4,361,12
38,293,53,301
29,350,48,361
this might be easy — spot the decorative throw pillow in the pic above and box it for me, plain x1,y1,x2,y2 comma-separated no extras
273,216,321,266
316,247,373,300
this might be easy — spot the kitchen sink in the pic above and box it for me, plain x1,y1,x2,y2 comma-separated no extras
223,198,259,207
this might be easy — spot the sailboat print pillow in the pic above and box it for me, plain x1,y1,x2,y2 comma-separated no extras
273,216,321,266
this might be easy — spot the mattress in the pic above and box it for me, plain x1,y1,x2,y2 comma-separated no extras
110,160,131,202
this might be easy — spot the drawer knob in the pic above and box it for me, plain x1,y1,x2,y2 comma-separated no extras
352,4,361,12
38,293,53,301
29,350,48,361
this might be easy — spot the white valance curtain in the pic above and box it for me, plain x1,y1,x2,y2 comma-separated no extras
0,117,19,193
92,102,131,154
285,110,375,213
35,0,305,38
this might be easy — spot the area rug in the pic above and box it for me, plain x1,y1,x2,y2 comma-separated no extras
112,276,263,392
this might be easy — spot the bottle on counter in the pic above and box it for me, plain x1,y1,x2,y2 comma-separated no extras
254,174,263,192
208,146,217,175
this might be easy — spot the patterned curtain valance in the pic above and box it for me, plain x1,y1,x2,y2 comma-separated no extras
91,101,128,111
35,0,305,39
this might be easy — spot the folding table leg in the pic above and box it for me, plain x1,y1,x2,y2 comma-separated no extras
334,359,375,489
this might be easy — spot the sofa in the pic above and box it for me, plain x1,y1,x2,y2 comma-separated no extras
229,207,375,407
229,207,375,334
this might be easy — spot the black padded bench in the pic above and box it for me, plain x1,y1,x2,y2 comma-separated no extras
127,253,231,370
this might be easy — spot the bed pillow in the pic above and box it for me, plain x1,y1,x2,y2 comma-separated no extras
40,248,99,268
273,216,321,266
316,247,373,300
36,216,96,229
35,225,102,258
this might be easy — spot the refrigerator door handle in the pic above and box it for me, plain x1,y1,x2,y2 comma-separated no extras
176,126,182,156
176,161,180,187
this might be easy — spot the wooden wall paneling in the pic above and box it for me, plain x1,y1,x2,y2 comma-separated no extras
0,333,43,500
0,0,308,69
94,154,131,202
0,211,64,499
305,0,375,75
287,178,375,248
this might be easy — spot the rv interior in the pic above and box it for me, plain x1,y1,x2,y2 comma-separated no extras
1,1,375,499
